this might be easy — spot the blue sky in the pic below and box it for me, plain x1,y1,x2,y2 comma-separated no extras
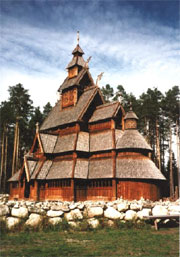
1,0,180,109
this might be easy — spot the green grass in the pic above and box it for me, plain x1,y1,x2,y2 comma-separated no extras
1,225,179,257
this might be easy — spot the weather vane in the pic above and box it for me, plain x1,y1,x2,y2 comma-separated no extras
77,31,79,44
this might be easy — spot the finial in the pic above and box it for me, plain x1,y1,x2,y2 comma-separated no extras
36,122,39,133
77,31,79,45
129,102,132,111
85,56,92,68
116,92,123,103
96,72,104,86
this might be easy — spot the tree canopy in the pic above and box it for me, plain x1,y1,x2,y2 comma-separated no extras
0,84,52,192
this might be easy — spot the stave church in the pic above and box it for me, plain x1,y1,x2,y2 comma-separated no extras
8,36,166,201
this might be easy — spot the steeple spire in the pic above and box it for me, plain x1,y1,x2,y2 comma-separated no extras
66,32,86,77
77,31,79,45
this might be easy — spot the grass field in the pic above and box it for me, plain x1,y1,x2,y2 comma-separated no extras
1,225,179,257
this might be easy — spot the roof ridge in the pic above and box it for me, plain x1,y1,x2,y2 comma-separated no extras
96,101,119,110
78,87,98,120
84,85,97,92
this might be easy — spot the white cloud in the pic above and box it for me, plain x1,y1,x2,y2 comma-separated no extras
0,68,66,109
0,2,179,108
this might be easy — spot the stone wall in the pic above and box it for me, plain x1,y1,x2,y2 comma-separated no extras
0,194,179,230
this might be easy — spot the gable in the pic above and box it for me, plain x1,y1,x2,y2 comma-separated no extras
89,101,125,124
40,87,101,131
59,68,94,92
30,132,44,156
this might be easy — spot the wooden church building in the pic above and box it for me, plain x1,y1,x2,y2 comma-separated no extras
9,39,165,202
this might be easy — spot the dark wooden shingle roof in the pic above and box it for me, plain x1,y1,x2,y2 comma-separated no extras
76,132,89,152
27,160,37,177
37,160,53,180
40,87,98,131
116,158,166,180
90,130,113,152
31,160,43,179
116,129,152,151
74,159,89,179
88,158,113,178
89,101,121,123
59,68,94,91
124,110,138,120
46,159,73,179
66,56,85,69
8,169,21,182
53,134,76,153
72,44,84,54
40,134,57,153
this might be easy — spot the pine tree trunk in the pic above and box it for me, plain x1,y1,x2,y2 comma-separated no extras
156,119,161,170
0,127,5,192
3,126,8,192
169,126,174,197
15,124,20,172
176,120,180,197
12,120,18,175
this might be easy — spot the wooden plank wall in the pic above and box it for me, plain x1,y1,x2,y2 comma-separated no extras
117,180,160,201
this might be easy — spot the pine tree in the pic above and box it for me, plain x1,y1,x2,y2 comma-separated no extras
101,84,114,102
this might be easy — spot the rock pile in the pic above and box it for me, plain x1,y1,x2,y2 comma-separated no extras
0,194,179,230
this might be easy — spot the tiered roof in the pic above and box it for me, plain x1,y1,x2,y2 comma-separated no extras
9,42,166,184
89,101,124,123
40,86,100,131
59,68,94,91
66,44,85,69
116,130,152,151
116,158,165,180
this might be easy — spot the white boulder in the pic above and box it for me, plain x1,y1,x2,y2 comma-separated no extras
0,205,9,216
107,220,115,227
137,209,151,220
51,205,63,211
117,202,129,212
152,205,168,216
130,203,142,211
25,214,42,227
49,217,62,225
125,210,137,221
104,207,121,220
68,221,79,228
87,218,99,228
87,207,103,218
11,207,28,218
6,217,21,230
70,209,83,220
47,210,64,217
64,212,73,221
69,203,78,210
77,203,84,210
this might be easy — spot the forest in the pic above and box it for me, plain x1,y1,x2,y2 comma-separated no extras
0,83,179,198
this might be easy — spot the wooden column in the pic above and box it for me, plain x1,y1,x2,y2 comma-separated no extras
111,119,117,200
33,181,38,201
45,183,48,200
112,150,117,200
71,179,75,202
71,152,77,201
